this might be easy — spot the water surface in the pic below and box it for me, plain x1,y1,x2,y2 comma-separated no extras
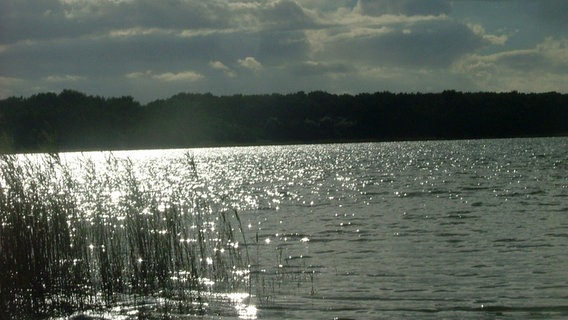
61,137,568,319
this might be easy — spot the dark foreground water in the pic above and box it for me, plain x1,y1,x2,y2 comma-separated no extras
56,137,567,319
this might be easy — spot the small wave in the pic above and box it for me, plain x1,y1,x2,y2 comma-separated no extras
457,248,483,253
367,272,401,278
493,237,523,243
437,232,468,237
467,305,568,314
461,186,491,191
515,243,554,248
446,210,473,217
367,304,568,315
546,232,568,238
439,221,467,226
68,315,111,320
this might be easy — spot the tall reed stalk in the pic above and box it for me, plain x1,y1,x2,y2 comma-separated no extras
0,153,248,319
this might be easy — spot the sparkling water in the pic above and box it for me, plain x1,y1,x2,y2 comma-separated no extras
59,137,568,319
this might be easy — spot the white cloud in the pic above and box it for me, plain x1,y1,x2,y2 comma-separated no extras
108,27,172,38
125,70,150,80
154,71,204,82
238,57,263,72
538,37,568,66
468,23,508,45
290,60,353,77
209,60,236,77
126,70,204,82
45,74,86,82
209,60,229,70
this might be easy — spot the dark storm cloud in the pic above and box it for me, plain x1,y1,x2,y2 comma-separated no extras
256,31,311,64
0,0,76,43
355,0,452,16
536,0,568,28
258,0,319,30
0,0,317,71
289,61,354,77
0,0,232,44
3,29,311,78
324,19,485,68
0,33,230,77
111,0,231,29
0,0,566,99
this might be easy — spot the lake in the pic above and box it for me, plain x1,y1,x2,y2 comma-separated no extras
183,137,568,319
5,137,568,319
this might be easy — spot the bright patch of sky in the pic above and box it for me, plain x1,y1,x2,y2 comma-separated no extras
0,0,566,102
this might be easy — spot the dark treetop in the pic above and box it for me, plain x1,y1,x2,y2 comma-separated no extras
0,90,566,153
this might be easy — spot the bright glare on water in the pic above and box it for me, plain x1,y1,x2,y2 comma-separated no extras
57,137,567,319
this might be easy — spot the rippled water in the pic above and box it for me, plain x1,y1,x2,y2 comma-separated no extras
62,137,568,319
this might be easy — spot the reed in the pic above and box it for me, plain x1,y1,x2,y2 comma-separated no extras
0,153,248,319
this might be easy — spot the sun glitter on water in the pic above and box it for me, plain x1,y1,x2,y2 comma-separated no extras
227,293,257,319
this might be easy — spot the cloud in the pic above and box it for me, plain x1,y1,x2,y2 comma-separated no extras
238,57,263,72
45,74,86,82
0,30,253,80
455,37,568,92
290,61,354,77
0,0,482,75
209,60,236,77
295,0,354,12
259,0,318,30
209,60,229,71
458,37,568,74
0,1,314,77
257,30,311,64
354,0,452,17
536,0,568,28
0,0,233,44
0,75,24,85
126,70,204,82
0,76,24,99
58,0,231,30
317,18,486,68
0,0,566,101
153,71,204,82
468,23,508,45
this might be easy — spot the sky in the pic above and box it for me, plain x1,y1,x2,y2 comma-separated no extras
1,0,567,102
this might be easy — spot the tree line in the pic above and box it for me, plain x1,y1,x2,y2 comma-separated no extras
0,89,566,152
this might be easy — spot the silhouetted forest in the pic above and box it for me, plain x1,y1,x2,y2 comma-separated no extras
0,90,566,152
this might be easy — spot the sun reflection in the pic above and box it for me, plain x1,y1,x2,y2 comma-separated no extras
227,293,258,320
238,305,258,319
